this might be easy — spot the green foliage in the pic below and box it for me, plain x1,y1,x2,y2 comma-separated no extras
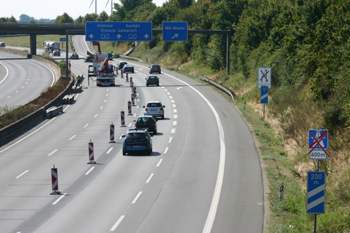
54,13,73,23
58,60,66,69
8,16,17,23
82,13,98,23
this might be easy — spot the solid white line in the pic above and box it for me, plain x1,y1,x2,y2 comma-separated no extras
163,72,226,233
146,173,154,183
110,215,125,231
74,93,80,101
63,105,70,111
85,167,95,175
164,147,169,154
16,170,29,179
156,159,163,167
94,114,98,118
69,135,76,140
174,115,178,119
173,109,177,113
132,191,143,204
0,117,56,154
173,121,177,126
0,61,9,85
171,128,176,133
52,193,67,205
107,147,113,154
48,149,58,156
84,123,89,128
169,137,173,143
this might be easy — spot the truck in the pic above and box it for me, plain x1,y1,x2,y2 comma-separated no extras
87,42,116,86
43,40,60,53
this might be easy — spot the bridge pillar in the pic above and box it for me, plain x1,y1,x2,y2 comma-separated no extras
30,34,37,56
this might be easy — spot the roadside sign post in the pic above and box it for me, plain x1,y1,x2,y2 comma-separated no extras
258,67,271,121
307,129,328,233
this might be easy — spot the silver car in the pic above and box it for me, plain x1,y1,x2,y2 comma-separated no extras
143,101,165,119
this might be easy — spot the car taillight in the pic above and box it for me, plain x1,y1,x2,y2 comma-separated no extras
160,107,163,111
145,108,147,111
135,123,139,127
152,122,155,126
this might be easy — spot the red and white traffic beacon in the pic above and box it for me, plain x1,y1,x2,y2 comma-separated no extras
50,165,61,195
88,140,97,164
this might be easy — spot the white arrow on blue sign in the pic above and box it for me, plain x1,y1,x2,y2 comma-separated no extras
307,171,325,214
162,22,188,41
260,86,268,104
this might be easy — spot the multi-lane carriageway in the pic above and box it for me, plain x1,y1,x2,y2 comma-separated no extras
0,35,264,233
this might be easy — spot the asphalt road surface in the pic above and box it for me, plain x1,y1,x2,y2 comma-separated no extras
0,35,264,233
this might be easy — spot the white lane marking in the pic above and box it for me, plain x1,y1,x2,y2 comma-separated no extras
0,61,9,85
169,96,173,99
28,78,30,80
25,82,28,84
104,100,107,102
156,159,163,167
132,191,143,204
128,123,132,127
94,114,98,118
171,100,175,103
164,147,169,154
110,215,125,231
173,121,177,126
171,128,176,133
119,135,123,140
138,99,140,102
16,170,29,179
106,94,109,96
21,86,24,88
169,137,173,143
48,149,58,156
0,117,56,154
100,106,103,109
85,167,95,175
172,104,176,108
174,115,178,119
162,73,226,233
173,109,177,113
164,89,168,91
84,123,89,128
107,147,113,154
146,173,154,183
69,135,76,140
107,89,109,91
7,96,10,99
52,193,67,205
161,86,164,89
74,93,80,101
15,91,18,93
167,92,170,95
64,105,70,111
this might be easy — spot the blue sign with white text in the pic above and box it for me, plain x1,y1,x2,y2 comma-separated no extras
307,171,325,214
260,86,268,104
85,22,152,41
163,22,188,41
59,38,66,42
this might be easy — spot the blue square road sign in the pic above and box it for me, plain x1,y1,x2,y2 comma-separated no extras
307,171,325,214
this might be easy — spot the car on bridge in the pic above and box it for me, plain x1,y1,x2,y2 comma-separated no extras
122,129,153,155
69,53,79,59
52,50,60,56
84,55,93,63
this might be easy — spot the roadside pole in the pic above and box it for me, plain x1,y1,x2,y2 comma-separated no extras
258,68,271,121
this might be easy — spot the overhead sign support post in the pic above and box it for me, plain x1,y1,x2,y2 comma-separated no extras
307,129,328,233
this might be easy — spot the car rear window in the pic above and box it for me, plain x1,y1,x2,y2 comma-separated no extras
152,65,159,68
137,117,153,123
126,132,146,139
147,103,162,107
149,76,157,79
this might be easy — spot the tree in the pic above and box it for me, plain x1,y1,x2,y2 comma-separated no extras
19,14,35,23
74,16,83,24
8,16,17,23
83,13,98,23
97,11,109,21
55,13,74,24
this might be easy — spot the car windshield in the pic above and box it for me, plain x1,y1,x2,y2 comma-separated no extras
126,132,146,139
147,103,162,107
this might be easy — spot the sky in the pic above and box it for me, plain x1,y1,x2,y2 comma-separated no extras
1,0,167,21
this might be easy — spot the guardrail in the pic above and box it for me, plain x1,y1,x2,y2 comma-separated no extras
199,76,236,102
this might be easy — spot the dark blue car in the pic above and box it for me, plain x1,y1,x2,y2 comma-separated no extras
122,129,152,155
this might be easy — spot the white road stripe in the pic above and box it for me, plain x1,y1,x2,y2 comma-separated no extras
107,147,113,154
164,147,169,154
174,115,178,119
52,193,67,205
74,93,80,101
7,96,10,99
69,135,76,140
16,170,29,179
146,173,154,183
169,137,173,143
15,91,18,93
167,92,170,95
132,191,143,204
172,104,176,108
94,114,98,118
173,109,177,113
100,106,103,109
48,149,58,156
85,167,95,175
171,128,176,133
84,123,89,128
156,159,163,167
169,96,173,99
104,100,107,102
173,121,177,125
128,123,132,127
110,215,125,231
171,100,175,103
164,89,168,91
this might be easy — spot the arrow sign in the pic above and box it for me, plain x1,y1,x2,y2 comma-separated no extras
89,34,94,39
144,34,149,39
172,34,178,39
163,22,188,41
116,34,122,39
260,86,268,104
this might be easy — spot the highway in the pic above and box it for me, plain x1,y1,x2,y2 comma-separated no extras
0,35,263,233
0,52,55,109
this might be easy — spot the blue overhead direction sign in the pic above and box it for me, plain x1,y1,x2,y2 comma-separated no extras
85,22,152,41
163,22,188,41
307,171,326,214
260,86,268,104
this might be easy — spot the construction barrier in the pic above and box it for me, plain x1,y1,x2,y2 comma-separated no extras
130,77,133,87
121,71,124,78
88,140,96,164
50,165,61,195
126,73,128,80
121,110,126,127
131,94,135,106
110,123,116,143
128,101,132,115
133,86,137,98
126,74,129,82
